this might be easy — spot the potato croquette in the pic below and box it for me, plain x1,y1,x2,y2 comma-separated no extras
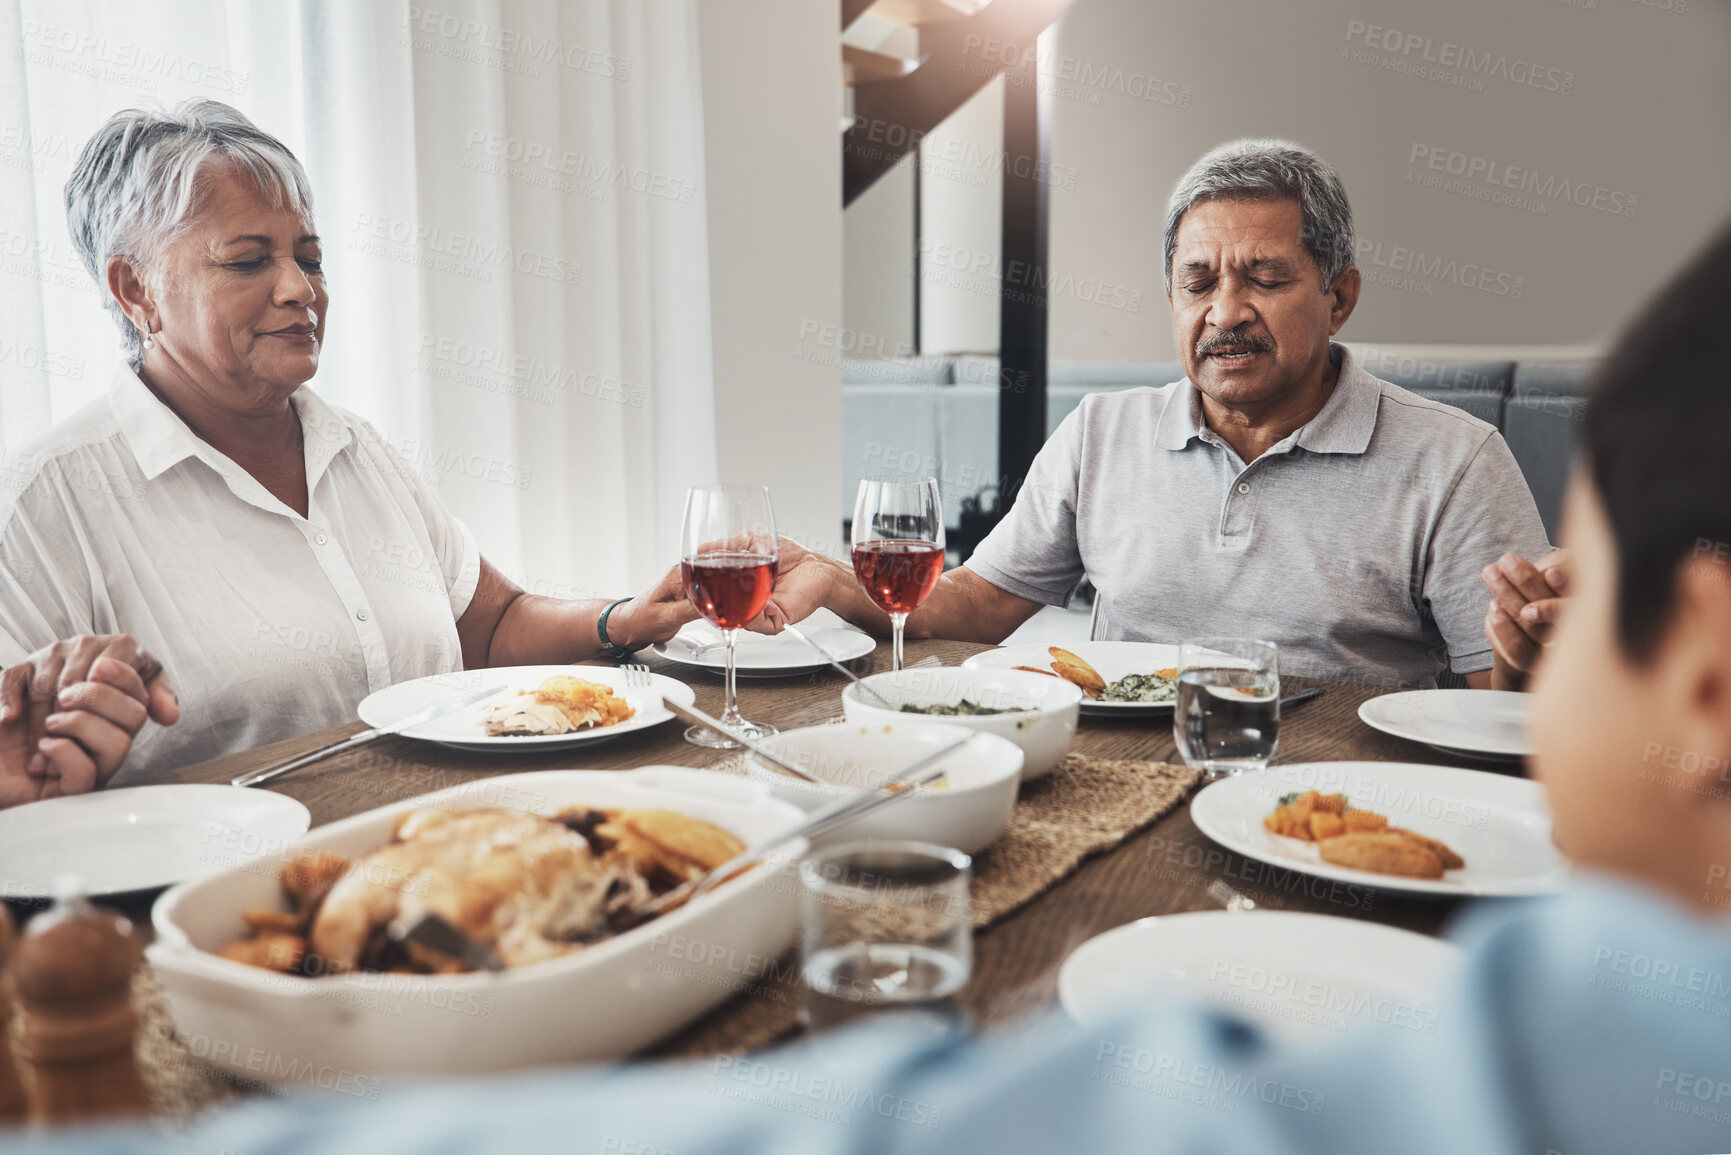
1318,832,1445,880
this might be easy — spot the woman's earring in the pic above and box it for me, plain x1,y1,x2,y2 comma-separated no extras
141,322,155,352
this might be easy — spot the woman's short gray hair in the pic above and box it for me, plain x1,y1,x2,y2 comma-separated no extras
64,99,315,369
1163,139,1355,290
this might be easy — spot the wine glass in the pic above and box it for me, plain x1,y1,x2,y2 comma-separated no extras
681,484,779,748
851,477,945,672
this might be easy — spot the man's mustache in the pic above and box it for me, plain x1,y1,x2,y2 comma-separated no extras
1195,328,1275,356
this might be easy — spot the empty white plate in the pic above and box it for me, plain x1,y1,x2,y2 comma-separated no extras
652,608,876,677
1190,761,1569,897
1060,910,1461,1047
357,666,696,752
1359,690,1532,759
0,785,310,899
962,641,1181,715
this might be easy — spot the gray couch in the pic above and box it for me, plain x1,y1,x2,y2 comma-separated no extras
843,352,1593,539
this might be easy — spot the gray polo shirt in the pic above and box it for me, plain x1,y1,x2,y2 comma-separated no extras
966,346,1551,688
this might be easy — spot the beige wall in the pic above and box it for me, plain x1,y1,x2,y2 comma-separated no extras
845,0,1731,361
699,0,845,552
919,75,1006,354
1047,0,1731,360
841,75,1010,358
843,159,917,359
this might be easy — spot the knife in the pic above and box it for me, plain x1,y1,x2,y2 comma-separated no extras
232,683,508,788
779,623,900,709
389,912,506,973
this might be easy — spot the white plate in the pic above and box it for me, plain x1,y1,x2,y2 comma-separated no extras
0,785,310,900
1359,690,1532,759
962,641,1181,714
1190,761,1569,897
652,608,877,677
357,666,695,752
1059,910,1461,1046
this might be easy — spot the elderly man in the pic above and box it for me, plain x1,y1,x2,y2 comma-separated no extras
780,139,1550,688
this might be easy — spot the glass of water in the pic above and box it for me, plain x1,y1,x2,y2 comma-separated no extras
1174,637,1280,778
799,841,972,1033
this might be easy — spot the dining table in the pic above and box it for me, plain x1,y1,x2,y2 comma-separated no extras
146,636,1512,1045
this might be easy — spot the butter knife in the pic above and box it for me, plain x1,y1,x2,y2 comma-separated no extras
232,683,507,788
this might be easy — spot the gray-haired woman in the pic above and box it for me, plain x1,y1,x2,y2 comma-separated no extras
0,100,698,784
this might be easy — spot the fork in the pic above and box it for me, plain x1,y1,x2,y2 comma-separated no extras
620,663,820,783
615,730,974,928
1207,880,1259,912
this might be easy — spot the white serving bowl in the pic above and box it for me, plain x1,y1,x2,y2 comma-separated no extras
148,768,806,1087
744,722,1023,854
841,667,1082,780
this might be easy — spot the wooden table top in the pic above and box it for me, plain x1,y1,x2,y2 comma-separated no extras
158,638,1517,1034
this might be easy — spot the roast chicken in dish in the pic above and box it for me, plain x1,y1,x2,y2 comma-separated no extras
220,805,746,975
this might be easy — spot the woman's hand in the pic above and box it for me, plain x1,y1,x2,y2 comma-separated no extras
0,636,179,808
607,563,701,650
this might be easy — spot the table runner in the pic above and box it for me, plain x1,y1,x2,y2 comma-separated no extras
128,752,1199,1117
647,752,1199,1058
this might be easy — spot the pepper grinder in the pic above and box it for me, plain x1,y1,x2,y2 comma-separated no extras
11,895,150,1125
0,905,25,1122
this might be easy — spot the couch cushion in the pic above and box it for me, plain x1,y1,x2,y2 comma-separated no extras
842,384,943,515
1049,360,1181,387
1351,352,1514,429
1503,362,1595,538
1047,364,1183,435
1406,387,1506,428
842,356,953,385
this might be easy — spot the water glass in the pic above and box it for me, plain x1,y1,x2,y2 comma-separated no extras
1174,637,1280,778
799,841,971,1033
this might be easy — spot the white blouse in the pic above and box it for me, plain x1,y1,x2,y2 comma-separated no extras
0,366,480,785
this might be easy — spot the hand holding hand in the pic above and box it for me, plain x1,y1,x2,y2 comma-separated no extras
0,635,179,808
755,536,846,634
1483,549,1569,691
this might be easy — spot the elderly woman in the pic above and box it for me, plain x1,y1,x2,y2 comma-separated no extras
0,100,697,785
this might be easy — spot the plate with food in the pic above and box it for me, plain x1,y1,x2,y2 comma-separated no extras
357,666,696,752
0,785,310,901
1059,910,1461,1047
961,641,1181,714
1189,761,1569,897
1358,689,1532,760
148,767,808,1082
652,608,876,677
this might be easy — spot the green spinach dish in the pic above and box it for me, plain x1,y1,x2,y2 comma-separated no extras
1097,671,1179,704
898,699,1030,716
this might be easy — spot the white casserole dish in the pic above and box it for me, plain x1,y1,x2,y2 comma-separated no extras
148,768,806,1087
841,667,1083,779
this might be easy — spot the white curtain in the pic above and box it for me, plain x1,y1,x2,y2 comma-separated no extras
0,0,717,594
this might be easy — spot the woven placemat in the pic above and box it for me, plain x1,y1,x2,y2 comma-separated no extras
128,752,1198,1112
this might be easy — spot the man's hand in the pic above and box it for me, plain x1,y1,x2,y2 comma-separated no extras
1482,549,1569,691
0,635,179,808
756,536,849,633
